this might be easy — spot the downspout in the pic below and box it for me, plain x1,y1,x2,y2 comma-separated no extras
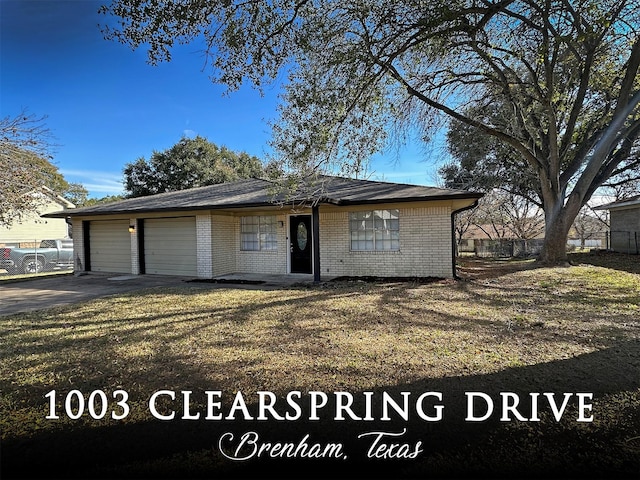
451,200,479,280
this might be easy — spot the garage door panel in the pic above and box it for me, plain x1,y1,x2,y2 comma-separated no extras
144,217,196,276
90,220,131,273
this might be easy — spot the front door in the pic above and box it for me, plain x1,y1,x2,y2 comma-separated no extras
289,215,313,274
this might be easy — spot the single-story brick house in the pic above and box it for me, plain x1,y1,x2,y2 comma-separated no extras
45,176,482,280
595,195,640,254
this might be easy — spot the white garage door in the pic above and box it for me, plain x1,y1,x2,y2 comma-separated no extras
144,217,197,276
90,220,132,273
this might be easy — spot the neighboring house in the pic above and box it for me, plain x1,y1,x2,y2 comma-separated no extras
0,187,75,246
44,176,482,279
595,196,640,254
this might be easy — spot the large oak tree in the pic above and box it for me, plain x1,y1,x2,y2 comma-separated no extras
123,135,264,197
101,0,640,264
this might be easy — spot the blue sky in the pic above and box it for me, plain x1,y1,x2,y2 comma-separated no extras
1,0,447,198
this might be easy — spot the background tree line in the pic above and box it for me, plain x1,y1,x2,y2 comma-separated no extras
1,110,264,227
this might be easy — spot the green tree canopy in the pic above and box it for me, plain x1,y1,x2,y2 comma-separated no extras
439,101,543,207
123,136,264,197
440,98,640,206
101,0,640,264
81,195,125,207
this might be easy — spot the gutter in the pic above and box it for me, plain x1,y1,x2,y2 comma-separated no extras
451,199,480,280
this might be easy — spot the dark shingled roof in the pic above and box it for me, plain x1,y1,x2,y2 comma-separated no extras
44,176,482,218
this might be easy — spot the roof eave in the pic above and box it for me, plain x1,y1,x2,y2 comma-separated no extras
595,199,640,210
329,192,484,206
42,201,280,218
43,192,484,218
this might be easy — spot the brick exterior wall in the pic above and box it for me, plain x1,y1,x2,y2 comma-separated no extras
211,215,236,276
130,218,139,275
235,213,288,274
73,202,458,278
72,219,85,272
319,205,454,279
196,215,213,278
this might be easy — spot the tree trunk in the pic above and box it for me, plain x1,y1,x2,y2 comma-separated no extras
538,219,571,264
538,199,582,265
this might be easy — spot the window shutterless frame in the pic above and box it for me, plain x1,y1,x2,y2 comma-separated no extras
349,209,400,251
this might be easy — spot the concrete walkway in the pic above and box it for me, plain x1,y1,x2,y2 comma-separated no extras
0,272,329,317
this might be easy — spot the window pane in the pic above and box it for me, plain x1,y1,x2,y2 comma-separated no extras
241,233,259,251
364,216,374,230
241,215,277,251
349,209,400,251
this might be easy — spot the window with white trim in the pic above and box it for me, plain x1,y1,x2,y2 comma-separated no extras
240,215,278,251
349,209,400,251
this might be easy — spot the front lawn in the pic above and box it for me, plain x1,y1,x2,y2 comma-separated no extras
1,254,639,479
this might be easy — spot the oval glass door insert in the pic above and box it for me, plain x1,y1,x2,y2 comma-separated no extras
297,222,308,250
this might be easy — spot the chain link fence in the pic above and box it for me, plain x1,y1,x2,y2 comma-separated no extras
458,232,623,258
461,238,545,258
0,239,74,277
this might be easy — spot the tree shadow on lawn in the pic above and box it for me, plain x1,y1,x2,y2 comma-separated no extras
568,251,640,275
2,274,639,480
456,252,640,281
2,338,639,480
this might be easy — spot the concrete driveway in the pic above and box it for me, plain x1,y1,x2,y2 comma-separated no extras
0,273,207,317
0,272,322,317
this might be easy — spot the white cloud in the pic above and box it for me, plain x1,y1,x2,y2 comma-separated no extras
61,169,125,197
183,129,197,138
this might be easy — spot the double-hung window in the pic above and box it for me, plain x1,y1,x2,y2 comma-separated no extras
349,209,400,251
240,215,277,251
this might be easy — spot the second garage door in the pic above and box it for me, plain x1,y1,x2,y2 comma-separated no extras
144,217,197,276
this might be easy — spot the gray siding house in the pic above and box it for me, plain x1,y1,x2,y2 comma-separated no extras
45,176,482,280
596,196,640,254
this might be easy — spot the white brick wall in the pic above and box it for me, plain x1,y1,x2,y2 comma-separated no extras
74,204,456,279
212,215,236,276
319,206,454,278
72,219,85,272
196,215,213,278
235,214,288,274
130,218,139,275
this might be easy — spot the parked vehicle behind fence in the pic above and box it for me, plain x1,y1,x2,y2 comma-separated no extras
0,239,74,275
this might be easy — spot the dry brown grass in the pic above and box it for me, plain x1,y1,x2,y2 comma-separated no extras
1,253,639,479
